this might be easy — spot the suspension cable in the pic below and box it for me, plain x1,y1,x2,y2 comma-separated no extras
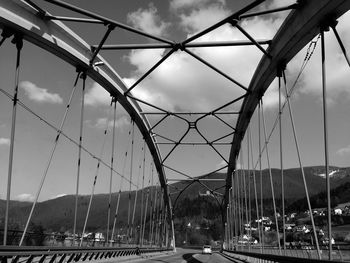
110,123,133,245
247,127,252,252
249,127,261,252
140,140,146,246
241,149,249,249
261,101,281,254
80,98,114,247
252,35,321,172
141,162,152,246
149,165,155,246
0,88,136,187
282,70,321,259
20,71,80,247
130,145,143,243
278,74,286,252
73,72,86,246
258,102,265,252
127,121,135,244
106,97,118,244
4,35,23,246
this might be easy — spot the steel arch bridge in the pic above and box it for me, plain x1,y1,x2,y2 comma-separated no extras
1,0,350,262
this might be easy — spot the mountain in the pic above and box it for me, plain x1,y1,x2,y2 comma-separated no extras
169,166,350,203
1,166,350,233
287,181,350,212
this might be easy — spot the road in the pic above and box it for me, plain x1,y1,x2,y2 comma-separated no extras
127,248,243,263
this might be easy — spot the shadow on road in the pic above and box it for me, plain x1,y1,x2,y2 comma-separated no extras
182,253,202,263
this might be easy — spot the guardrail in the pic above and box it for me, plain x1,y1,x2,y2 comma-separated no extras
223,249,346,263
0,246,173,263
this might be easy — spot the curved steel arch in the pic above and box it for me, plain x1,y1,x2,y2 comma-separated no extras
0,0,172,223
226,0,350,201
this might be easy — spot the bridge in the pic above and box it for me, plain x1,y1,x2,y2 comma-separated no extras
1,0,350,262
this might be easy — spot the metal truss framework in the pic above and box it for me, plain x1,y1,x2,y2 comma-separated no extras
1,0,350,250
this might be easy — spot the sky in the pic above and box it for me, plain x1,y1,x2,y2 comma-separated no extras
1,0,350,202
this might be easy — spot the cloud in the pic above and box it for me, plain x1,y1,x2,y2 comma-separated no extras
20,81,63,104
0,137,10,146
336,145,350,156
85,82,111,106
15,193,34,202
285,11,350,103
127,3,169,36
176,2,230,33
125,14,283,112
86,116,129,129
170,0,225,11
124,0,350,115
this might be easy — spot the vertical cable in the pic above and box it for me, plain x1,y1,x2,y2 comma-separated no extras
258,102,264,252
150,184,158,246
106,97,117,244
282,71,321,258
228,190,232,249
278,76,286,251
230,171,236,249
142,162,152,246
242,149,249,250
20,71,80,247
111,124,133,243
162,199,167,247
4,35,22,246
130,156,142,243
247,126,252,252
236,165,241,247
140,141,146,246
261,101,281,254
249,127,261,252
321,28,332,260
127,121,135,244
73,72,86,246
80,102,112,247
149,164,154,245
111,151,128,244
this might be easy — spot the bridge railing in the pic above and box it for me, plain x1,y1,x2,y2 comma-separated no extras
223,246,350,263
0,246,173,263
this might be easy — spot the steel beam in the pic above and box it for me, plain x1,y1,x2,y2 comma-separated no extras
226,0,350,203
0,0,172,231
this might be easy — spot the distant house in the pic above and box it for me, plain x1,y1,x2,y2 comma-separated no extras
334,208,342,215
335,202,350,209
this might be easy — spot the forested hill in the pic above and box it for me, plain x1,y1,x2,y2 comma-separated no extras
1,166,350,233
287,182,350,213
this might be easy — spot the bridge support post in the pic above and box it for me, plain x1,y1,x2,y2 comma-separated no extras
321,24,332,261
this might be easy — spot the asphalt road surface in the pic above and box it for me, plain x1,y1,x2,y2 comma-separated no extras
128,248,242,263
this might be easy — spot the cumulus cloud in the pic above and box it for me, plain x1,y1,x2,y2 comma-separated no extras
0,137,10,146
336,145,350,156
177,4,230,33
127,3,169,36
20,81,63,104
125,3,284,112
85,82,111,106
170,0,225,11
124,0,350,116
86,116,129,129
15,193,34,202
285,11,350,104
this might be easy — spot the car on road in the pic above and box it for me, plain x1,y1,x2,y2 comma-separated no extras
202,245,212,255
